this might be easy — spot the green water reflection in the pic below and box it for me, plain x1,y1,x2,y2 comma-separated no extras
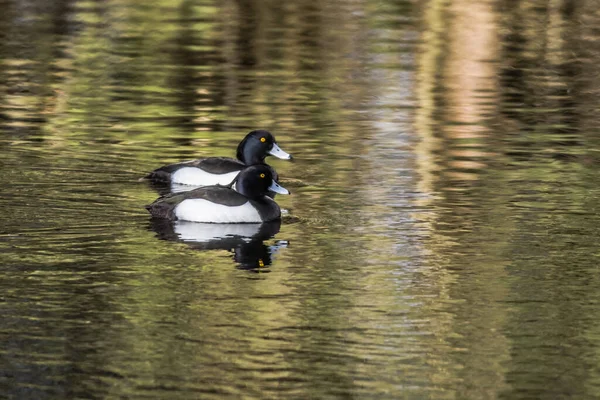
2,0,600,398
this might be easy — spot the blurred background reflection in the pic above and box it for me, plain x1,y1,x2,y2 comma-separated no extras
2,0,600,398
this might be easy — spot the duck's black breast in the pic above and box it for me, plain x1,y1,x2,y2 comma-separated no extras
249,197,281,222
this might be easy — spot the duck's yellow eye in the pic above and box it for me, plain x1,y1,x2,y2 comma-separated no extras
260,137,266,143
259,173,265,178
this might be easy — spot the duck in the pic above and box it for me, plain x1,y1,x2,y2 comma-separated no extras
145,130,292,186
145,165,290,223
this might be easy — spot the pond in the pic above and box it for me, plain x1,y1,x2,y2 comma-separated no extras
3,0,600,398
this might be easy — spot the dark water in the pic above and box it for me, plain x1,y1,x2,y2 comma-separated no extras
3,0,600,398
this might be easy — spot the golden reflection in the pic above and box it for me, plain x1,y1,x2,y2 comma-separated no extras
414,0,445,197
415,0,511,397
442,0,498,181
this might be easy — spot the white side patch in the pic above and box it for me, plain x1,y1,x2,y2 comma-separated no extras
171,167,239,186
174,221,262,242
170,183,201,193
175,199,262,223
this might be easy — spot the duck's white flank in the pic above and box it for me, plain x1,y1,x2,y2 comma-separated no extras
175,199,261,223
171,167,238,186
170,182,201,193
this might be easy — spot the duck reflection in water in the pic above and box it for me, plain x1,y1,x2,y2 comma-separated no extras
149,219,286,271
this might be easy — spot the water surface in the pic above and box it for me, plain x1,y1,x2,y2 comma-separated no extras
3,0,600,398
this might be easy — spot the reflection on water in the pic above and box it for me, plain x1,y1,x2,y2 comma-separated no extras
149,219,286,271
3,0,600,398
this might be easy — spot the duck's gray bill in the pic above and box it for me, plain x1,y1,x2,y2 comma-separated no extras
269,180,290,195
268,143,292,160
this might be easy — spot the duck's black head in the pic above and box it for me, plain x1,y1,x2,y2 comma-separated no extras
233,165,290,199
236,130,292,165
